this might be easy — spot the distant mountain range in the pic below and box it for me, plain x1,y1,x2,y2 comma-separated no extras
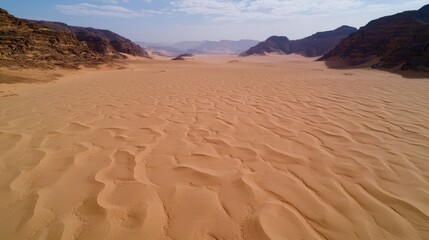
0,8,148,68
320,4,429,72
1,3,428,74
139,40,260,56
240,26,357,57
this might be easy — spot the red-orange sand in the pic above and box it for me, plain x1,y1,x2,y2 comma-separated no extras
0,55,428,240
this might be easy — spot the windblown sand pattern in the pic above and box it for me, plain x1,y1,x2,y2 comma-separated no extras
0,55,428,240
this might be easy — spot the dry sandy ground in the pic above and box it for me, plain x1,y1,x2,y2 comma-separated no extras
0,55,428,240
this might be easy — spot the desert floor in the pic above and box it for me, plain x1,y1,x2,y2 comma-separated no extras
0,55,428,240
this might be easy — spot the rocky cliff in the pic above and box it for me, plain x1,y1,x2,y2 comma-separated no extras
320,5,429,72
0,9,107,68
242,36,290,56
34,21,149,57
241,26,357,57
0,8,149,69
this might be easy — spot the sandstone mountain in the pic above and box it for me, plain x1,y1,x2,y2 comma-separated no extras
320,4,429,72
241,26,357,57
241,36,290,56
0,8,148,69
0,8,101,68
34,21,149,58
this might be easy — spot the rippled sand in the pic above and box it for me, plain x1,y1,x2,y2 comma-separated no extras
0,55,428,240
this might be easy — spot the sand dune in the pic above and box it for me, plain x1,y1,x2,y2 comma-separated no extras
0,55,428,240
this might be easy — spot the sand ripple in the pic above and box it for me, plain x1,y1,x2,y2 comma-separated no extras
0,56,428,240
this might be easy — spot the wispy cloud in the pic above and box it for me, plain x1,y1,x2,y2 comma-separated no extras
56,0,426,21
365,0,428,12
99,0,127,4
55,3,159,18
171,0,364,22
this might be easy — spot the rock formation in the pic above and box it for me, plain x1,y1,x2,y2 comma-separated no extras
241,36,290,56
34,21,149,58
0,8,149,69
172,53,193,60
241,26,357,57
0,9,104,68
320,4,429,72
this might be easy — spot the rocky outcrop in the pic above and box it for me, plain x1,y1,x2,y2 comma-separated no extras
0,8,149,69
172,53,193,60
241,26,357,57
0,8,106,68
320,4,429,72
242,36,291,56
34,21,149,58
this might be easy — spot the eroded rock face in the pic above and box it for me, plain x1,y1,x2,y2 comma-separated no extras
0,9,106,68
240,26,357,57
97,29,149,57
0,8,149,69
34,21,149,58
320,4,429,72
240,36,290,56
290,26,358,57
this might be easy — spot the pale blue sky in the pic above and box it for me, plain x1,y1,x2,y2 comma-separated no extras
0,0,427,43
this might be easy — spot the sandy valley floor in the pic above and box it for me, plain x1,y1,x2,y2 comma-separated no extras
0,55,428,240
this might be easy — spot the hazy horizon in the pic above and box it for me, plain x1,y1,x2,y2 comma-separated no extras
1,0,427,43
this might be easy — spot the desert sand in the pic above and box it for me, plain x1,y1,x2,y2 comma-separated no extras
0,55,428,240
